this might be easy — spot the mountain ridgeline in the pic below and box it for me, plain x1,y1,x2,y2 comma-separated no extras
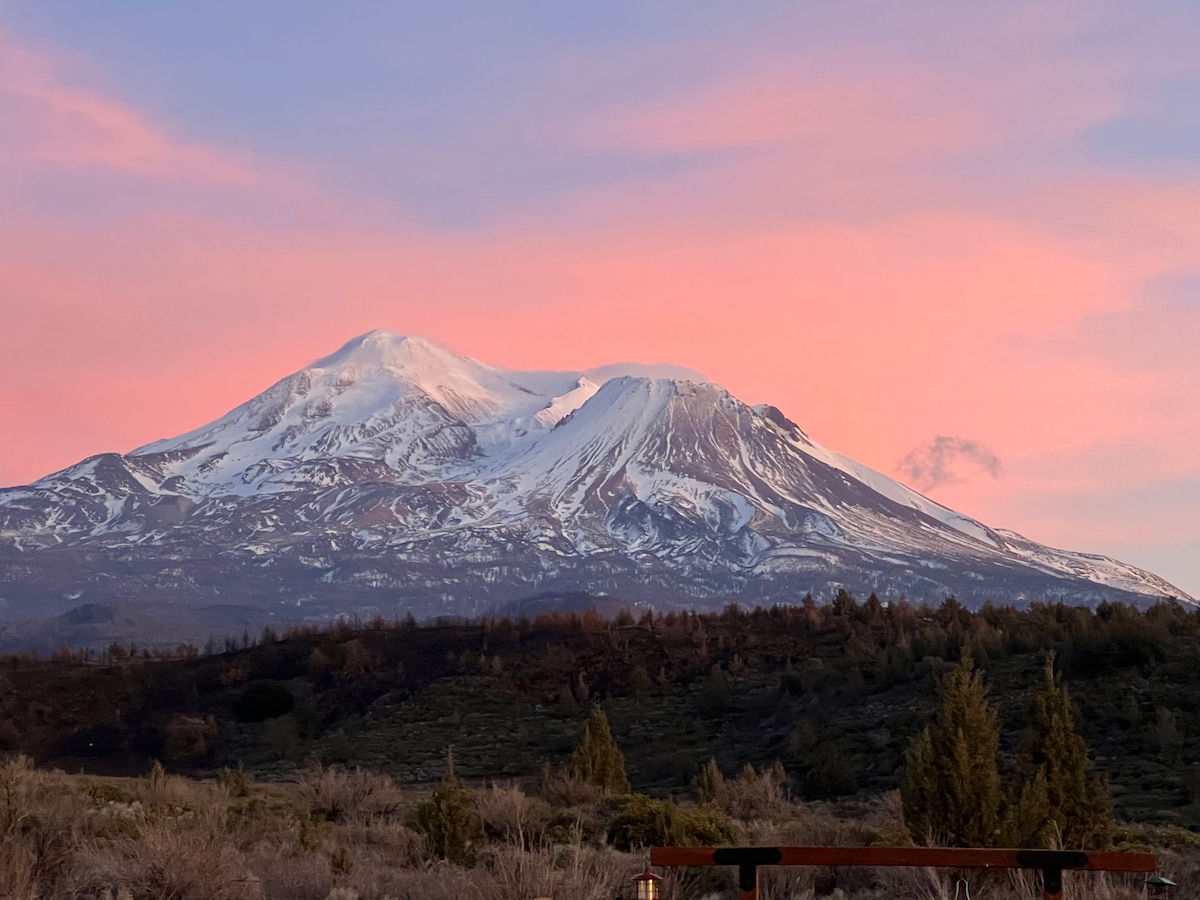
0,331,1189,637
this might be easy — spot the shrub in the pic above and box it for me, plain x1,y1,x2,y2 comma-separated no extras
163,714,217,763
607,794,735,851
136,760,206,812
298,764,405,823
476,782,551,847
802,744,858,800
628,664,653,700
79,815,263,900
264,714,301,761
718,762,789,822
218,764,253,799
538,762,605,807
415,751,483,863
0,756,80,895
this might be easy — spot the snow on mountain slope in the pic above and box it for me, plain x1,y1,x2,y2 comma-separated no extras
752,405,1001,547
0,330,1191,623
130,331,557,493
128,332,704,496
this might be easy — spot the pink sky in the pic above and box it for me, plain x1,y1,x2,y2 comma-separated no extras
1,6,1197,596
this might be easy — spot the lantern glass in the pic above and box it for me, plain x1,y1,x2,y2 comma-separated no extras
632,869,660,900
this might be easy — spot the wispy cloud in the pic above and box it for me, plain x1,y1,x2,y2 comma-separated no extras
898,436,1004,492
0,30,258,184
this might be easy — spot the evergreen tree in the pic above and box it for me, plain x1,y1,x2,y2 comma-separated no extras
1013,654,1112,848
692,757,725,804
901,656,1003,847
629,664,653,700
570,706,631,795
697,663,732,717
1004,766,1051,848
416,748,483,863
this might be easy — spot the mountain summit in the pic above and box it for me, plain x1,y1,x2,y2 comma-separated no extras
0,331,1189,632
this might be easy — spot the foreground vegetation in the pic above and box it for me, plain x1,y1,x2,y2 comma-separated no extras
4,595,1200,895
3,744,1195,899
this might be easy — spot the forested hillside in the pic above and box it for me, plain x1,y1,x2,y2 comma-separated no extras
2,595,1198,828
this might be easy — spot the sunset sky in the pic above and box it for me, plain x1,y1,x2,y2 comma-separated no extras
1,2,1197,597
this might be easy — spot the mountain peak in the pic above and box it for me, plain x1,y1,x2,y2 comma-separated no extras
311,330,462,372
5,329,1188,624
583,360,709,384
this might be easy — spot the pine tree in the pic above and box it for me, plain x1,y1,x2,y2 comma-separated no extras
1004,766,1051,847
692,757,725,804
629,664,653,700
1013,654,1112,848
697,663,732,717
570,706,631,795
901,656,1003,847
416,748,483,863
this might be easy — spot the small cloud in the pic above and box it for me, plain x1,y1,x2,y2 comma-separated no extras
898,435,1004,492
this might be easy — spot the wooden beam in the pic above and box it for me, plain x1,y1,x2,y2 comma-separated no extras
650,846,1156,873
650,846,1156,900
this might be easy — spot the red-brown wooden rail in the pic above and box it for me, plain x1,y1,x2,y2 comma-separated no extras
650,846,1158,900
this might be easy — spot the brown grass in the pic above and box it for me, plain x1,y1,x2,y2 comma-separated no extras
0,753,1191,899
294,764,407,824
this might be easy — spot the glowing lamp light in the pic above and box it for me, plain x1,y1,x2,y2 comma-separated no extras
631,867,662,900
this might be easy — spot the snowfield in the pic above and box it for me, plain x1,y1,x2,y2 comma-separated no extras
0,330,1190,621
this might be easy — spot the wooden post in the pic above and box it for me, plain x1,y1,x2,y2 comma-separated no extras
711,847,783,900
1014,849,1085,900
736,863,757,900
1040,865,1063,900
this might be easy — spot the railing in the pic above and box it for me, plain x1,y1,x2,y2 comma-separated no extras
650,845,1159,900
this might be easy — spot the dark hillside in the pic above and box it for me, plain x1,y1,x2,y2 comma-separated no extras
3,596,1200,827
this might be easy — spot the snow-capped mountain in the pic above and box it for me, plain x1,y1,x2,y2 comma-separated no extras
0,330,1189,630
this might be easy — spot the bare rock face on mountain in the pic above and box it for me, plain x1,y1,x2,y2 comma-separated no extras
0,330,1190,634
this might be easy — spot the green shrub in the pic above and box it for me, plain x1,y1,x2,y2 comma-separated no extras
675,806,737,845
607,794,734,851
83,779,130,805
415,750,483,863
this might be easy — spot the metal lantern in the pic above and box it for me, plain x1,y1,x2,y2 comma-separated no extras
632,867,662,900
1145,874,1177,895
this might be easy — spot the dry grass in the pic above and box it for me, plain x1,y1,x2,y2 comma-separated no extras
294,764,408,824
78,814,265,900
0,753,1192,899
476,781,552,847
